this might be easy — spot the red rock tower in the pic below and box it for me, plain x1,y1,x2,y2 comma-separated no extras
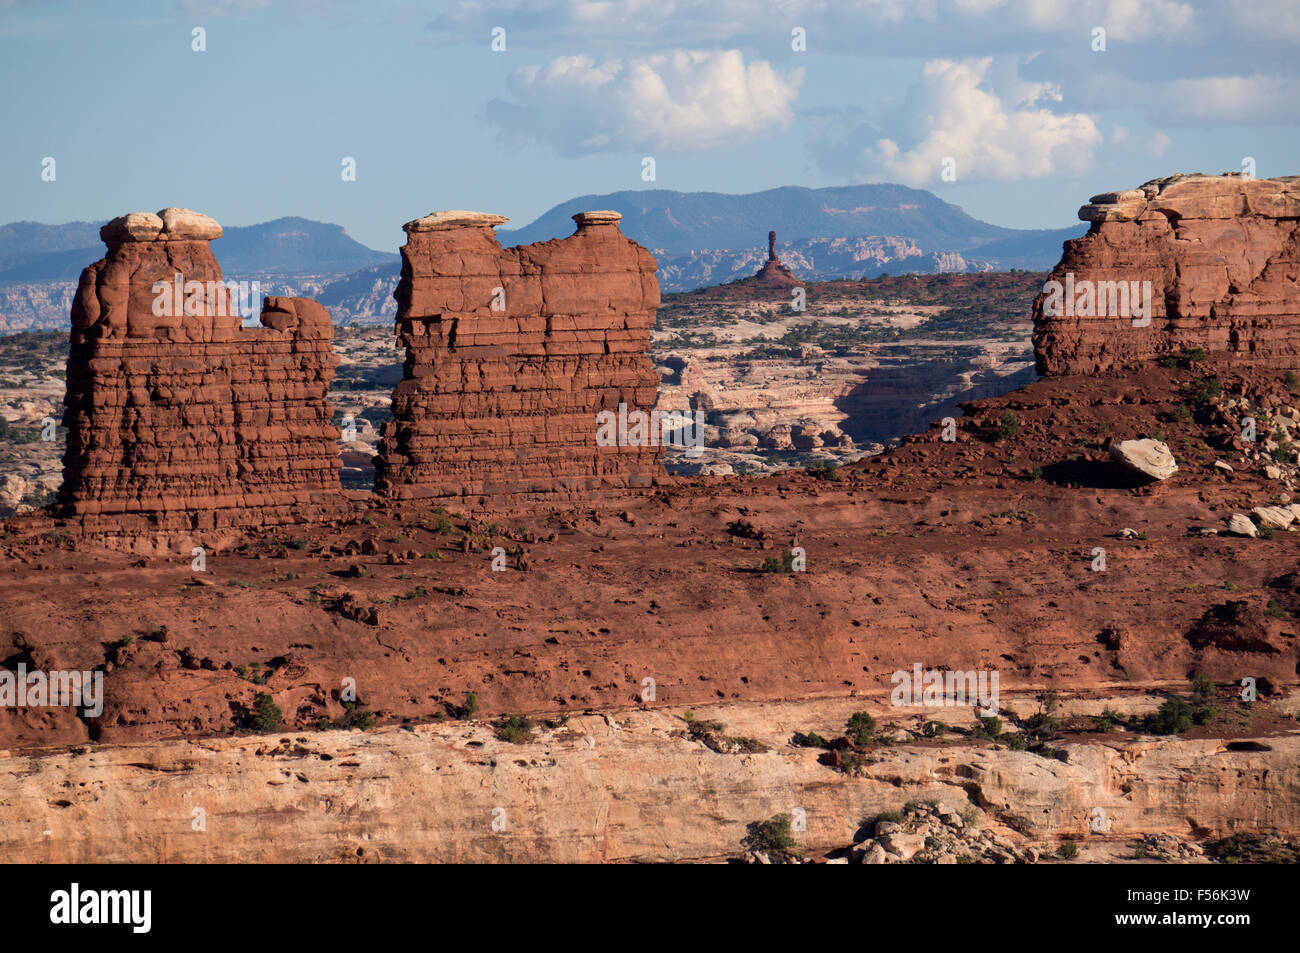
1034,173,1300,374
750,229,799,288
374,210,663,499
58,208,342,543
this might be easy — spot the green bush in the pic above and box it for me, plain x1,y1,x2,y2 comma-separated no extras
845,711,877,746
495,713,533,744
998,410,1021,439
1145,696,1194,735
792,731,829,748
922,720,947,738
970,715,1003,739
742,814,797,857
759,548,802,573
1187,375,1222,404
336,701,377,731
248,692,283,733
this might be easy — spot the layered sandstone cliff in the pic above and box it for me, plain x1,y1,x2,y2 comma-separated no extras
1034,173,1300,375
374,210,662,498
58,209,342,537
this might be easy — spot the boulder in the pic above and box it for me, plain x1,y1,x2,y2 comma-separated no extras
99,212,163,243
1226,514,1259,537
878,832,925,861
1252,506,1295,530
157,207,222,240
1110,439,1178,481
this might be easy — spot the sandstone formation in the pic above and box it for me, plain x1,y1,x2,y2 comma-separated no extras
58,209,342,539
749,229,800,288
3,703,1296,864
1110,438,1178,481
1034,173,1300,375
374,210,662,498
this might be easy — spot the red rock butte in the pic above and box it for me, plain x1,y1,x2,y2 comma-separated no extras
749,229,800,288
373,209,663,499
57,208,342,541
1034,173,1300,375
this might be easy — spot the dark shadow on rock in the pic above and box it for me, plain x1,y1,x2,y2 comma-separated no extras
1039,458,1153,489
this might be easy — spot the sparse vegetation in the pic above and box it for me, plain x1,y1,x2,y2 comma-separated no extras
997,410,1021,440
758,548,802,573
742,813,797,857
845,711,877,746
247,692,283,733
495,713,533,744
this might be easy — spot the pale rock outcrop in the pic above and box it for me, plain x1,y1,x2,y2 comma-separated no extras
1252,505,1295,530
1110,438,1178,481
1226,514,1259,537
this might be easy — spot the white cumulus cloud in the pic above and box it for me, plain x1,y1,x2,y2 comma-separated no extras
859,57,1102,185
488,49,803,154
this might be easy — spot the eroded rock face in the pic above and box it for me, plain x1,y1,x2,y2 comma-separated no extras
1034,173,1300,375
58,210,342,540
374,210,663,498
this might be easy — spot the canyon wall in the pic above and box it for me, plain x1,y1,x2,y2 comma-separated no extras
1033,173,1300,375
374,210,662,499
6,705,1297,863
58,209,342,537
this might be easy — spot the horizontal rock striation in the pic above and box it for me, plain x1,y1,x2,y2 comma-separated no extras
58,209,342,538
1034,173,1300,375
374,210,663,499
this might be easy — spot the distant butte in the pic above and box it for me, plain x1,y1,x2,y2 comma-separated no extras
748,229,800,288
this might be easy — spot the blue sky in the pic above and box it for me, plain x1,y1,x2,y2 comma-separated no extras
2,0,1297,251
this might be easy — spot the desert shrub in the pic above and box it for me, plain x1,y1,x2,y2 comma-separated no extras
759,548,801,573
743,814,797,857
969,715,1003,739
806,461,841,481
998,410,1021,439
336,701,377,731
459,692,479,719
1145,696,1194,735
495,713,533,744
248,692,283,733
845,711,877,746
792,731,829,748
1187,375,1222,404
922,720,947,738
1056,840,1079,860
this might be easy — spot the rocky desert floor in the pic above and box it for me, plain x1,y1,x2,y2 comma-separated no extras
0,348,1297,862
